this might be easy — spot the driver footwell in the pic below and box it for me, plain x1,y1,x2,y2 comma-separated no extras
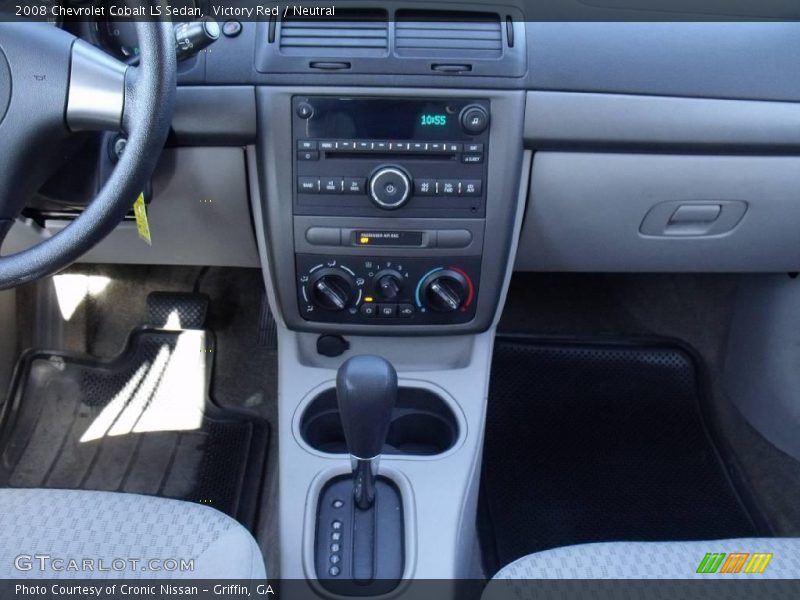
479,336,767,576
0,293,269,530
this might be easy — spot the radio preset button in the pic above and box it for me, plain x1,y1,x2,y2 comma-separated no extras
390,142,410,151
410,142,426,152
428,143,443,152
344,178,366,194
356,141,372,151
338,141,355,151
321,178,343,194
298,177,320,193
415,179,437,196
373,141,389,152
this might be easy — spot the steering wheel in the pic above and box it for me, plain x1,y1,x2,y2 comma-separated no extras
0,18,176,290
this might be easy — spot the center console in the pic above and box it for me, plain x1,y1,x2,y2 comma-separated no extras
253,87,528,585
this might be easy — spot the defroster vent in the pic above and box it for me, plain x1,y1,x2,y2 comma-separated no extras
278,9,389,57
395,10,503,59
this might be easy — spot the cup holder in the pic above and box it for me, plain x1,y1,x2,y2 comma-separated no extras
300,387,459,456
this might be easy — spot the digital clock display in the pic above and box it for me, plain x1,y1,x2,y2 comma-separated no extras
420,114,447,126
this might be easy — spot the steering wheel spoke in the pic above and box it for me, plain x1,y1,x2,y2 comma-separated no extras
66,40,128,132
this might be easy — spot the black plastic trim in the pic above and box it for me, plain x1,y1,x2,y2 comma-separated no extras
172,86,256,145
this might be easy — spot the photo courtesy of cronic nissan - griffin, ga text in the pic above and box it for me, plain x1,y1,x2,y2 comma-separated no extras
0,1,800,599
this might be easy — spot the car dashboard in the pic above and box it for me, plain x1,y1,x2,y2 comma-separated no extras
8,1,800,337
5,1,800,586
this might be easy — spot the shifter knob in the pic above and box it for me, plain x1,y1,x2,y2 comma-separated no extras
337,355,397,509
337,355,397,460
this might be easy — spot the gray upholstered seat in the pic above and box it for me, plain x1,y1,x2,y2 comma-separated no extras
0,488,266,579
492,538,800,580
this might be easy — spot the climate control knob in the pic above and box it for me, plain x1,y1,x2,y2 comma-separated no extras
369,166,412,210
420,269,470,313
375,271,404,300
309,269,355,311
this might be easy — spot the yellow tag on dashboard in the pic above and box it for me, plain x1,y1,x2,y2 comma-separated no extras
133,193,152,246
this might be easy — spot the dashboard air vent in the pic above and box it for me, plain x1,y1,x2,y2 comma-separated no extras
278,9,389,57
395,10,503,59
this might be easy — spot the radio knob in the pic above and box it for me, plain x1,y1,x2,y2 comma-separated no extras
421,270,470,313
309,269,355,311
369,166,412,210
296,102,314,119
460,105,489,134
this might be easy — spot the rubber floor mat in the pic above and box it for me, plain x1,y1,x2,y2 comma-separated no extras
0,329,268,529
480,337,762,575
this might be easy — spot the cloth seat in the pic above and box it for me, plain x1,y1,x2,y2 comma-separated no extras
0,488,266,579
492,538,800,579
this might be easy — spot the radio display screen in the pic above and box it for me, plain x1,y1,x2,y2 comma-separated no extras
300,98,468,141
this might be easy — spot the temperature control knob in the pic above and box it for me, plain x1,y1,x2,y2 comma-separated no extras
420,269,470,313
375,271,404,300
309,269,355,311
369,166,412,210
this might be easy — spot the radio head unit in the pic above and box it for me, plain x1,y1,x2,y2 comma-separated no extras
292,96,489,219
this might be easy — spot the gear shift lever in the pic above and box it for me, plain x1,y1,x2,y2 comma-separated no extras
336,355,397,510
315,355,404,589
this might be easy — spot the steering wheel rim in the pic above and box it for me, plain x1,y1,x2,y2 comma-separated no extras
0,18,176,290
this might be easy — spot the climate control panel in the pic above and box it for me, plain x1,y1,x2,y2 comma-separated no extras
296,254,480,325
